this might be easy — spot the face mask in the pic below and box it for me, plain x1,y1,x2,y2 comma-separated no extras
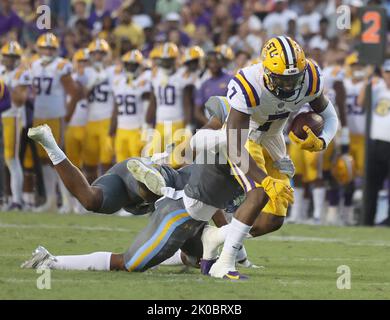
353,70,366,79
41,55,54,64
93,61,103,70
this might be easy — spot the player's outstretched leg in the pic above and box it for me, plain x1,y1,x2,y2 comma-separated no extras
28,125,103,211
21,245,117,271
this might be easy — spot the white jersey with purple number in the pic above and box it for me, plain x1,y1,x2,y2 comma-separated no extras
112,71,150,130
85,65,115,122
31,57,72,119
344,78,365,135
226,60,323,159
151,68,191,122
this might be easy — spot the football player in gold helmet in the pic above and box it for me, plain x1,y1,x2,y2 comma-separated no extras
203,36,339,279
0,41,30,210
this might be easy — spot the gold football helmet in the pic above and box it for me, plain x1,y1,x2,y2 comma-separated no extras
36,33,60,49
73,48,89,62
182,46,205,64
215,44,234,61
1,41,23,57
331,154,355,186
122,49,143,65
157,42,179,70
88,38,111,54
261,36,307,100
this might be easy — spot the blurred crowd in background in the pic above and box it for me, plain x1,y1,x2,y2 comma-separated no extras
1,0,388,63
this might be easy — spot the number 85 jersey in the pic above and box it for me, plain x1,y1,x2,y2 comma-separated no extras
31,57,72,119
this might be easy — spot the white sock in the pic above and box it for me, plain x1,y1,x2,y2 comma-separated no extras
202,224,229,259
289,187,303,221
6,158,23,204
51,252,112,271
326,206,338,225
218,218,251,270
23,192,35,207
160,250,183,266
236,245,247,262
313,187,326,220
42,165,57,206
343,206,354,225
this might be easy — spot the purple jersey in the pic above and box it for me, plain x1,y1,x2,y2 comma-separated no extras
195,72,232,107
0,82,11,113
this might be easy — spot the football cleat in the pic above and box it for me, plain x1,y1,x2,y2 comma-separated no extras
223,271,248,281
21,246,56,269
126,158,166,196
209,260,248,280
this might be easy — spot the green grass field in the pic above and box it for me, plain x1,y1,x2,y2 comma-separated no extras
0,211,390,300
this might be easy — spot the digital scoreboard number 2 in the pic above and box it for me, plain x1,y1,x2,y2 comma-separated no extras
358,7,387,65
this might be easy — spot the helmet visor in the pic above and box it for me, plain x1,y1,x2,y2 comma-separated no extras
271,71,305,93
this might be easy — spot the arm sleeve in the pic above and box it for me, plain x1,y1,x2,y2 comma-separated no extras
319,99,339,147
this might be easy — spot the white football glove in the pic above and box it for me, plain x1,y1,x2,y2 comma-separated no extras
273,156,295,178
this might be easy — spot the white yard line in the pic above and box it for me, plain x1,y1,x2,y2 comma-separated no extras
2,221,390,247
259,235,390,247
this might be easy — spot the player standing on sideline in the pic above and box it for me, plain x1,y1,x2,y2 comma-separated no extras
180,46,205,133
288,44,348,224
31,33,81,212
0,41,31,210
83,39,115,183
110,50,150,162
146,42,192,168
327,52,367,225
206,36,339,279
61,49,90,213
0,78,11,209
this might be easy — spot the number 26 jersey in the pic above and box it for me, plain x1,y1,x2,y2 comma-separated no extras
112,71,150,130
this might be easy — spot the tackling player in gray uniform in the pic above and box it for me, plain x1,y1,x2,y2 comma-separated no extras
21,124,250,273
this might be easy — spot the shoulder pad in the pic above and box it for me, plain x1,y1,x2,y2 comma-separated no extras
231,69,260,108
305,59,322,97
57,59,70,70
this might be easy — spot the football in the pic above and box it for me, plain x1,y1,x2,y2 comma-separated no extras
289,111,324,140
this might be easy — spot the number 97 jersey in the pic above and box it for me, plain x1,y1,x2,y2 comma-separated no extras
112,71,150,129
31,57,73,119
